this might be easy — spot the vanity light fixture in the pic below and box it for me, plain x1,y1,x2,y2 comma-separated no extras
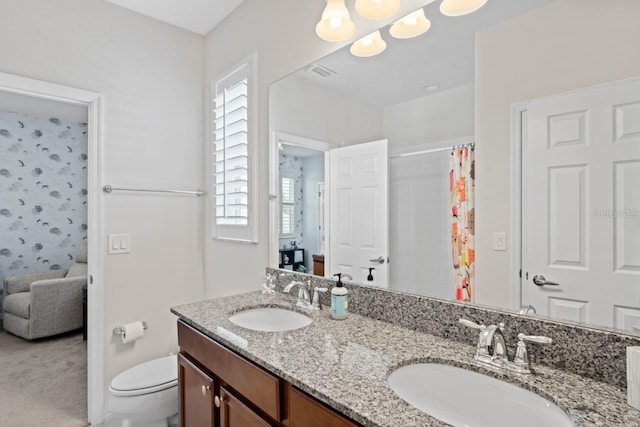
316,0,356,42
350,30,387,57
389,8,431,39
355,0,401,20
439,0,488,17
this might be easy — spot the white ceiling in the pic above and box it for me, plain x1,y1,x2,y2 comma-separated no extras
295,0,555,108
103,0,245,35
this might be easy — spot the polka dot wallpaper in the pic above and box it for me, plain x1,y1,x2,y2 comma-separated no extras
0,110,88,319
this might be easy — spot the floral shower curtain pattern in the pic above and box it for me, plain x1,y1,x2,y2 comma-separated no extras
450,146,475,302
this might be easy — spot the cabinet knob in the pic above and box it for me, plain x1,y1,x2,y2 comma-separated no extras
201,385,210,397
214,395,223,408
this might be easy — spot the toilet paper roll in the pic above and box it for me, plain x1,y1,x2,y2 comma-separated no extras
121,321,145,344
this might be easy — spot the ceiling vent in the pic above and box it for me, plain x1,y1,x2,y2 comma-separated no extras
306,64,337,79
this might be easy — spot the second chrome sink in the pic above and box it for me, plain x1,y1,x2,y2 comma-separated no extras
228,307,312,332
387,363,573,427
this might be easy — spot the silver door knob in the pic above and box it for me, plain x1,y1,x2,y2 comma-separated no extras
532,275,559,286
369,256,385,264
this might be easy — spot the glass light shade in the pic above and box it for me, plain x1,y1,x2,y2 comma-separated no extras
350,31,387,57
439,0,488,16
355,0,401,20
316,0,356,42
389,9,431,39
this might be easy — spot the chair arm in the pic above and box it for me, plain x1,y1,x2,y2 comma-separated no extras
5,270,68,294
30,276,87,337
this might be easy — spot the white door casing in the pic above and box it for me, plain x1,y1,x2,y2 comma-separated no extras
524,78,640,330
329,139,389,286
317,182,326,255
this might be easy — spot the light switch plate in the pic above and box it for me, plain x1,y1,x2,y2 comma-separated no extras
108,234,131,254
493,232,507,251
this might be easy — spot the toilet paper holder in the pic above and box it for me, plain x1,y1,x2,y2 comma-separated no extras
113,321,148,336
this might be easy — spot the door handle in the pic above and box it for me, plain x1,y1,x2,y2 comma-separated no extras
532,275,560,287
369,256,385,264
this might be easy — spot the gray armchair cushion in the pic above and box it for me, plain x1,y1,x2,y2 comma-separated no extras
3,292,31,318
29,276,86,339
66,262,87,278
75,240,88,263
65,240,88,278
5,270,68,295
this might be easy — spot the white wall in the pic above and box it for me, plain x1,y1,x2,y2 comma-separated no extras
270,75,383,146
383,83,474,148
475,0,640,307
0,0,204,413
203,0,429,298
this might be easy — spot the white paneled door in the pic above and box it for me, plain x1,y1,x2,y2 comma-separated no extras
524,78,640,330
329,140,389,287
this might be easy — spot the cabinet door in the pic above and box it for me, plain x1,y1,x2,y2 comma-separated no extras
178,353,215,427
289,386,359,427
219,386,272,427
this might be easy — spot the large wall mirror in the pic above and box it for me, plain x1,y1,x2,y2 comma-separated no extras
268,0,640,334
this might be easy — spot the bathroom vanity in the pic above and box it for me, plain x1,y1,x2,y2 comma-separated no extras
177,318,357,426
172,286,640,427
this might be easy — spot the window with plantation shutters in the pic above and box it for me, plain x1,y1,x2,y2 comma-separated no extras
211,53,258,242
280,176,295,236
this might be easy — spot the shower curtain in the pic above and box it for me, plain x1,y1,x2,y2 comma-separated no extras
450,146,475,302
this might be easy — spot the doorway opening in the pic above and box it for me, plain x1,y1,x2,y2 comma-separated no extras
0,72,104,424
269,132,335,277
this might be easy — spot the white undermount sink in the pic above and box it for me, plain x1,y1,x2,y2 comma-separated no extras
228,307,312,332
387,363,573,427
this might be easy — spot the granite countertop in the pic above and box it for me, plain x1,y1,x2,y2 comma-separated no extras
171,291,640,427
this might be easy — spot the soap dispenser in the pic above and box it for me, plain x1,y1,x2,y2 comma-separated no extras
331,273,349,320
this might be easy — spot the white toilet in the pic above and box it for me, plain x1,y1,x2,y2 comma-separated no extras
108,354,179,427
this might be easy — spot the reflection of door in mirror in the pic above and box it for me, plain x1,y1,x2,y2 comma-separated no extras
329,139,389,287
520,77,640,332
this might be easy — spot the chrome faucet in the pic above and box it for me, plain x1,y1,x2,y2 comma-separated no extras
284,280,327,311
459,318,552,374
312,287,328,310
518,305,537,315
283,280,312,309
485,324,508,364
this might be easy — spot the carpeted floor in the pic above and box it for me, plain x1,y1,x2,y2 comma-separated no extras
0,330,88,426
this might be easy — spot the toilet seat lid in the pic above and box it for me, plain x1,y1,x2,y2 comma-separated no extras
110,354,177,396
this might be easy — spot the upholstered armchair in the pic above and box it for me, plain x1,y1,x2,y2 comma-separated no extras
2,241,87,340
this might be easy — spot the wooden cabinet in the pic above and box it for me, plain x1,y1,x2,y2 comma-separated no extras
178,320,360,427
178,354,215,427
220,386,272,427
288,385,358,427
